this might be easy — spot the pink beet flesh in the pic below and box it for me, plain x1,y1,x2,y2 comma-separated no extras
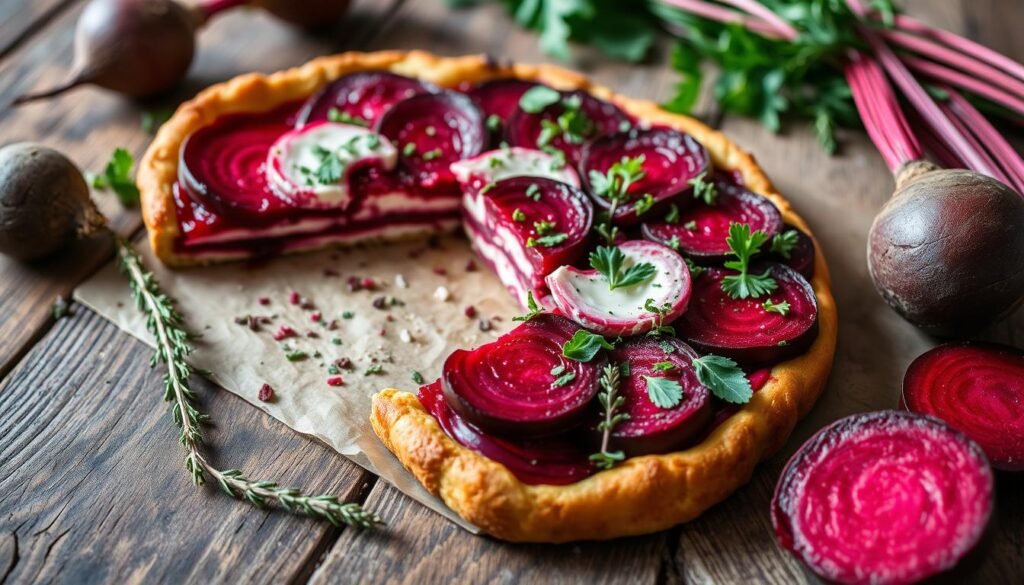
643,182,783,262
464,78,538,125
442,314,604,437
297,71,437,126
507,90,629,166
903,342,1024,471
605,336,712,455
582,128,710,225
772,410,994,585
678,265,818,367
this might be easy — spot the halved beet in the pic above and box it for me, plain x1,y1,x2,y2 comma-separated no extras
179,106,296,222
419,381,595,485
546,240,691,337
773,225,816,279
296,71,438,127
642,182,783,263
903,342,1024,471
442,314,604,437
507,90,629,166
463,78,538,132
581,128,710,225
376,91,486,191
462,176,593,302
677,264,818,367
450,147,580,196
602,336,712,456
772,410,994,585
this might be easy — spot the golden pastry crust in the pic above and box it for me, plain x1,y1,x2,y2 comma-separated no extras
140,51,838,541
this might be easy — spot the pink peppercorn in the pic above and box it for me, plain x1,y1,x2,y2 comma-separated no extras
258,383,274,402
289,291,301,305
464,305,477,318
361,277,377,290
432,266,447,276
326,376,345,387
273,325,297,341
310,312,322,322
465,260,477,272
258,297,271,306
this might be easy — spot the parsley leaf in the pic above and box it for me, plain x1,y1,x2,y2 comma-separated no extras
313,146,344,185
633,193,655,215
644,375,683,409
689,171,718,205
692,355,752,404
763,299,791,316
589,246,656,291
770,229,800,259
644,298,675,336
519,85,561,113
562,330,614,362
92,148,140,207
589,155,645,199
327,107,370,127
513,291,544,322
527,232,569,248
721,222,777,299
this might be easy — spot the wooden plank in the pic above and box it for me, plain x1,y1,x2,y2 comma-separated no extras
0,309,373,584
0,0,78,62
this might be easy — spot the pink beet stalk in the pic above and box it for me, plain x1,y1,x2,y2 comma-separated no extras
901,55,1024,118
944,88,1024,193
658,0,790,39
844,52,922,172
892,14,1024,83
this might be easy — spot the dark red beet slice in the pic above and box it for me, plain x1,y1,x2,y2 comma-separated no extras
442,314,604,437
677,264,818,367
642,182,783,263
376,91,486,191
463,78,538,132
773,225,816,279
903,342,1024,471
507,90,629,166
603,336,712,456
297,71,438,127
419,381,595,485
179,107,295,222
581,128,710,225
772,411,994,585
462,176,593,300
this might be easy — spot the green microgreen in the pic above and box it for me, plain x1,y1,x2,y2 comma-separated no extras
512,291,544,322
770,229,800,259
721,222,777,299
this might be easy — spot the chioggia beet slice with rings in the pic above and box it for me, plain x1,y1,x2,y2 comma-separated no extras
600,336,713,456
179,105,296,222
642,182,783,263
265,121,398,210
376,91,487,191
771,225,816,279
419,381,595,485
772,410,994,585
462,176,593,306
677,264,818,367
581,128,711,226
441,314,605,437
296,71,438,127
450,146,580,196
507,89,630,166
546,240,691,337
903,342,1024,471
463,78,538,138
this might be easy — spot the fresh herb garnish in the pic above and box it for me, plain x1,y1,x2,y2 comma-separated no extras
590,363,629,470
633,193,655,215
527,232,569,248
402,143,417,157
536,94,594,147
685,257,705,278
551,364,577,387
513,291,544,322
422,148,443,161
562,330,615,362
644,375,683,409
689,171,717,205
589,155,646,244
92,148,140,206
533,219,556,235
589,246,656,291
721,222,777,299
525,183,542,201
141,110,172,135
518,85,562,113
770,229,800,259
313,145,344,185
652,361,676,372
664,204,680,224
644,298,675,336
667,235,681,251
411,370,426,384
327,107,370,127
512,208,526,222
486,114,502,131
692,354,752,404
285,349,308,362
683,220,698,231
763,299,791,316
364,364,385,376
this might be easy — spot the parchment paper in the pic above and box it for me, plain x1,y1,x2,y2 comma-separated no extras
75,234,522,531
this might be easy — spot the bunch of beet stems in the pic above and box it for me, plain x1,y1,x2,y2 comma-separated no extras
660,0,1024,194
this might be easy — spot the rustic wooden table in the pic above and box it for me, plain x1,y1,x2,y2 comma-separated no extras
0,0,1021,583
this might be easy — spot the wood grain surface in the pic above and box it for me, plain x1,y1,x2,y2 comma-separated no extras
0,0,1021,583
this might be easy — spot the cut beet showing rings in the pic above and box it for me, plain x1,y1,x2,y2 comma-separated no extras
179,106,297,223
546,240,691,337
442,314,604,437
643,182,783,263
296,71,438,127
903,342,1024,471
376,91,487,191
450,147,580,196
463,177,593,306
772,411,994,585
602,336,712,456
678,264,818,367
507,90,629,166
463,78,538,136
582,128,710,226
772,225,815,279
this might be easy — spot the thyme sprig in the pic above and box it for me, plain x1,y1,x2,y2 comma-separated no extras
590,363,628,469
116,237,382,529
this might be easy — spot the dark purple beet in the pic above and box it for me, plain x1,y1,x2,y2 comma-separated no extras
773,226,815,279
772,410,994,585
297,71,439,127
677,264,818,367
419,381,595,485
603,336,712,456
903,342,1024,471
178,104,296,222
642,182,783,263
463,78,538,137
582,128,710,225
376,91,486,191
507,90,629,166
442,314,604,437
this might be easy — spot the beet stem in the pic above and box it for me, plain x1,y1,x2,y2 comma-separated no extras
891,13,1024,83
943,89,1024,194
937,95,1014,189
657,0,789,39
844,52,922,172
195,0,250,23
717,0,798,41
902,55,1024,119
11,76,87,107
